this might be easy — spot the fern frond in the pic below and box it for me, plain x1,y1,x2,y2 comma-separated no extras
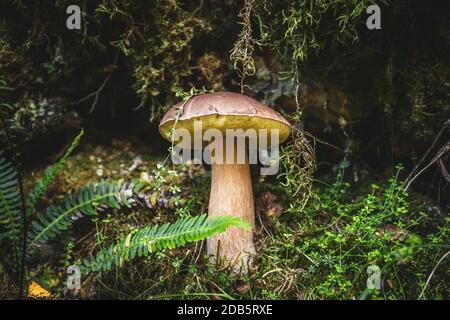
82,214,250,274
26,129,84,215
27,181,144,253
0,150,22,262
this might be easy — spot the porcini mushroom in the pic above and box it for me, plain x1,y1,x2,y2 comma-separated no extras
159,92,291,270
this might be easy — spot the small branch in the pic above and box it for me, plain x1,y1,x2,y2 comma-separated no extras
192,0,204,16
70,54,119,113
406,119,450,182
437,151,450,183
300,129,344,154
292,83,343,153
405,142,450,191
418,250,450,300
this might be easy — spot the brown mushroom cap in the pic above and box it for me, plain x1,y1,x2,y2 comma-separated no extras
159,92,292,144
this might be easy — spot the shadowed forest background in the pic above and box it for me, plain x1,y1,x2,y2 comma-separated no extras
0,0,449,299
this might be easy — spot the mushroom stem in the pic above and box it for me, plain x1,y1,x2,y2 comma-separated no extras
207,142,255,270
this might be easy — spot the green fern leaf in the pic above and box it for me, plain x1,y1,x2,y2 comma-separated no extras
0,150,22,261
26,129,84,215
81,214,250,274
27,181,143,253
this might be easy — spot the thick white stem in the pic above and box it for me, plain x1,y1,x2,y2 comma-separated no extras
207,142,255,271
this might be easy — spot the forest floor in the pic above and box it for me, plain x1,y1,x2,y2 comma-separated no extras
1,129,448,300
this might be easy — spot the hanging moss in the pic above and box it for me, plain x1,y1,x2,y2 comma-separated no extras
0,0,449,173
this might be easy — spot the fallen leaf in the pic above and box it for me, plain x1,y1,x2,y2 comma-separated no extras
28,281,50,299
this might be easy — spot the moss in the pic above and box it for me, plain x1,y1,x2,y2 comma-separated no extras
1,0,450,300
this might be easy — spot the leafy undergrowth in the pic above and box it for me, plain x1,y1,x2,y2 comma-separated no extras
1,135,448,300
256,167,449,300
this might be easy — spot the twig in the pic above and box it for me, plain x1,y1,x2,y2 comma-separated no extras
193,239,205,264
300,129,344,154
76,229,96,244
437,153,450,183
70,53,119,113
257,211,271,237
192,0,204,16
405,142,450,191
418,250,450,300
406,119,450,182
72,73,113,113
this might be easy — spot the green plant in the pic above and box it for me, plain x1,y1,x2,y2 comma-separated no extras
164,86,214,166
174,87,214,102
26,129,84,216
0,150,23,264
1,130,89,278
230,0,257,92
256,165,449,299
26,180,144,254
0,128,249,298
82,214,249,273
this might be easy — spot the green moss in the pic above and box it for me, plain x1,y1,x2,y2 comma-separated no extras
1,0,450,300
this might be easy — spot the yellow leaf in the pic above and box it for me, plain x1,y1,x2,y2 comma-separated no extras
124,233,132,248
150,192,159,207
27,281,50,299
147,241,153,253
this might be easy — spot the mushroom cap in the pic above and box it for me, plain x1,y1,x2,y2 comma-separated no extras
159,92,292,145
